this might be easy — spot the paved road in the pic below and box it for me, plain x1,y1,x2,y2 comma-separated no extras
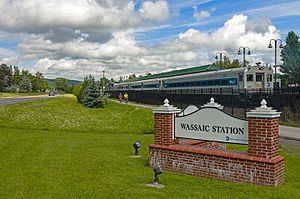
280,125,300,141
0,95,53,106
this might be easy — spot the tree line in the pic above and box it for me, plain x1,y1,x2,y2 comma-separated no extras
0,63,80,93
0,63,48,92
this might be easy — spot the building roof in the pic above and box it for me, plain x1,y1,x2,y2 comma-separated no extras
128,64,220,82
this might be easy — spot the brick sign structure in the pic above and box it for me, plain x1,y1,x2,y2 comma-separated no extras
149,99,285,186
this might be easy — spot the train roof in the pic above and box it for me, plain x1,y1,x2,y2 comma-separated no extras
126,64,220,82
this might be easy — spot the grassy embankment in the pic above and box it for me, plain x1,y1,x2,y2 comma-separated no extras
0,95,299,198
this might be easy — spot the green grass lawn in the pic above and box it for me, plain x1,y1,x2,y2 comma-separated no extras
280,121,300,128
0,96,300,198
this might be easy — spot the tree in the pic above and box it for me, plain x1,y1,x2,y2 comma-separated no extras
81,76,106,108
19,75,32,93
54,77,70,92
31,71,48,91
12,66,21,86
281,31,300,83
215,57,241,69
0,63,13,91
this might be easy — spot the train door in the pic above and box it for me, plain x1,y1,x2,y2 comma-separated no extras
238,74,244,89
255,73,264,89
159,80,164,90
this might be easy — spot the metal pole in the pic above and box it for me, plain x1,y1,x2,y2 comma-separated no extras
231,87,234,115
244,89,247,118
274,41,277,89
243,48,246,67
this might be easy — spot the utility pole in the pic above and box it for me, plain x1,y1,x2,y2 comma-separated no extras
102,70,105,91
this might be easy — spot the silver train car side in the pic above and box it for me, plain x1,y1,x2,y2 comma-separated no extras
111,65,274,92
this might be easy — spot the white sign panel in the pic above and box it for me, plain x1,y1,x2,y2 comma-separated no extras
175,107,248,144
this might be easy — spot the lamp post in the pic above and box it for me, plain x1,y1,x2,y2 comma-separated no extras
268,39,283,88
237,46,251,67
215,52,227,65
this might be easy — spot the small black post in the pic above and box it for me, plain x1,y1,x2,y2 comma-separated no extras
231,87,234,115
244,89,247,118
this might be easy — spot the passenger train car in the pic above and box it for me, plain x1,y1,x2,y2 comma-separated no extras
110,65,274,93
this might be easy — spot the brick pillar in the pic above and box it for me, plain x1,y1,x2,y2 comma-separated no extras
247,99,281,159
153,99,181,146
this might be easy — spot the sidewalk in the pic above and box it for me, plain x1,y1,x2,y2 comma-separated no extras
112,99,300,141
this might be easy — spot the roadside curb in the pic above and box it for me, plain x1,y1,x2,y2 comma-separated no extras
279,135,300,142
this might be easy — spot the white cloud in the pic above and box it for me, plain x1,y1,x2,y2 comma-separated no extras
193,10,210,20
140,0,170,22
6,14,282,80
177,14,280,52
0,0,170,33
192,5,214,21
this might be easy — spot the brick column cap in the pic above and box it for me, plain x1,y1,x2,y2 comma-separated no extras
247,99,281,118
153,99,181,114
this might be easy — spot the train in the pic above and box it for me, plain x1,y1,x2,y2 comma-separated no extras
109,64,274,93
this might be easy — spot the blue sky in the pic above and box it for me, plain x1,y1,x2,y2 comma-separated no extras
135,0,299,43
0,0,299,80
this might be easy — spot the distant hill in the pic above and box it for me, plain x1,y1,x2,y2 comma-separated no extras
45,78,82,86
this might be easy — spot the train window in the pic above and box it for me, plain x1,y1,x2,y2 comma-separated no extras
256,73,263,82
221,79,229,85
214,80,220,86
201,81,208,86
247,74,253,82
208,80,214,86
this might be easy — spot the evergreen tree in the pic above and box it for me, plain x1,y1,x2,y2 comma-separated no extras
81,76,104,108
281,31,300,83
0,63,13,91
19,75,32,93
75,75,92,103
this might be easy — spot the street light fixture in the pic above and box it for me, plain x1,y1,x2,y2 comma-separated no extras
152,163,163,185
132,140,142,156
146,162,165,188
237,46,251,67
268,39,283,88
215,51,227,62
